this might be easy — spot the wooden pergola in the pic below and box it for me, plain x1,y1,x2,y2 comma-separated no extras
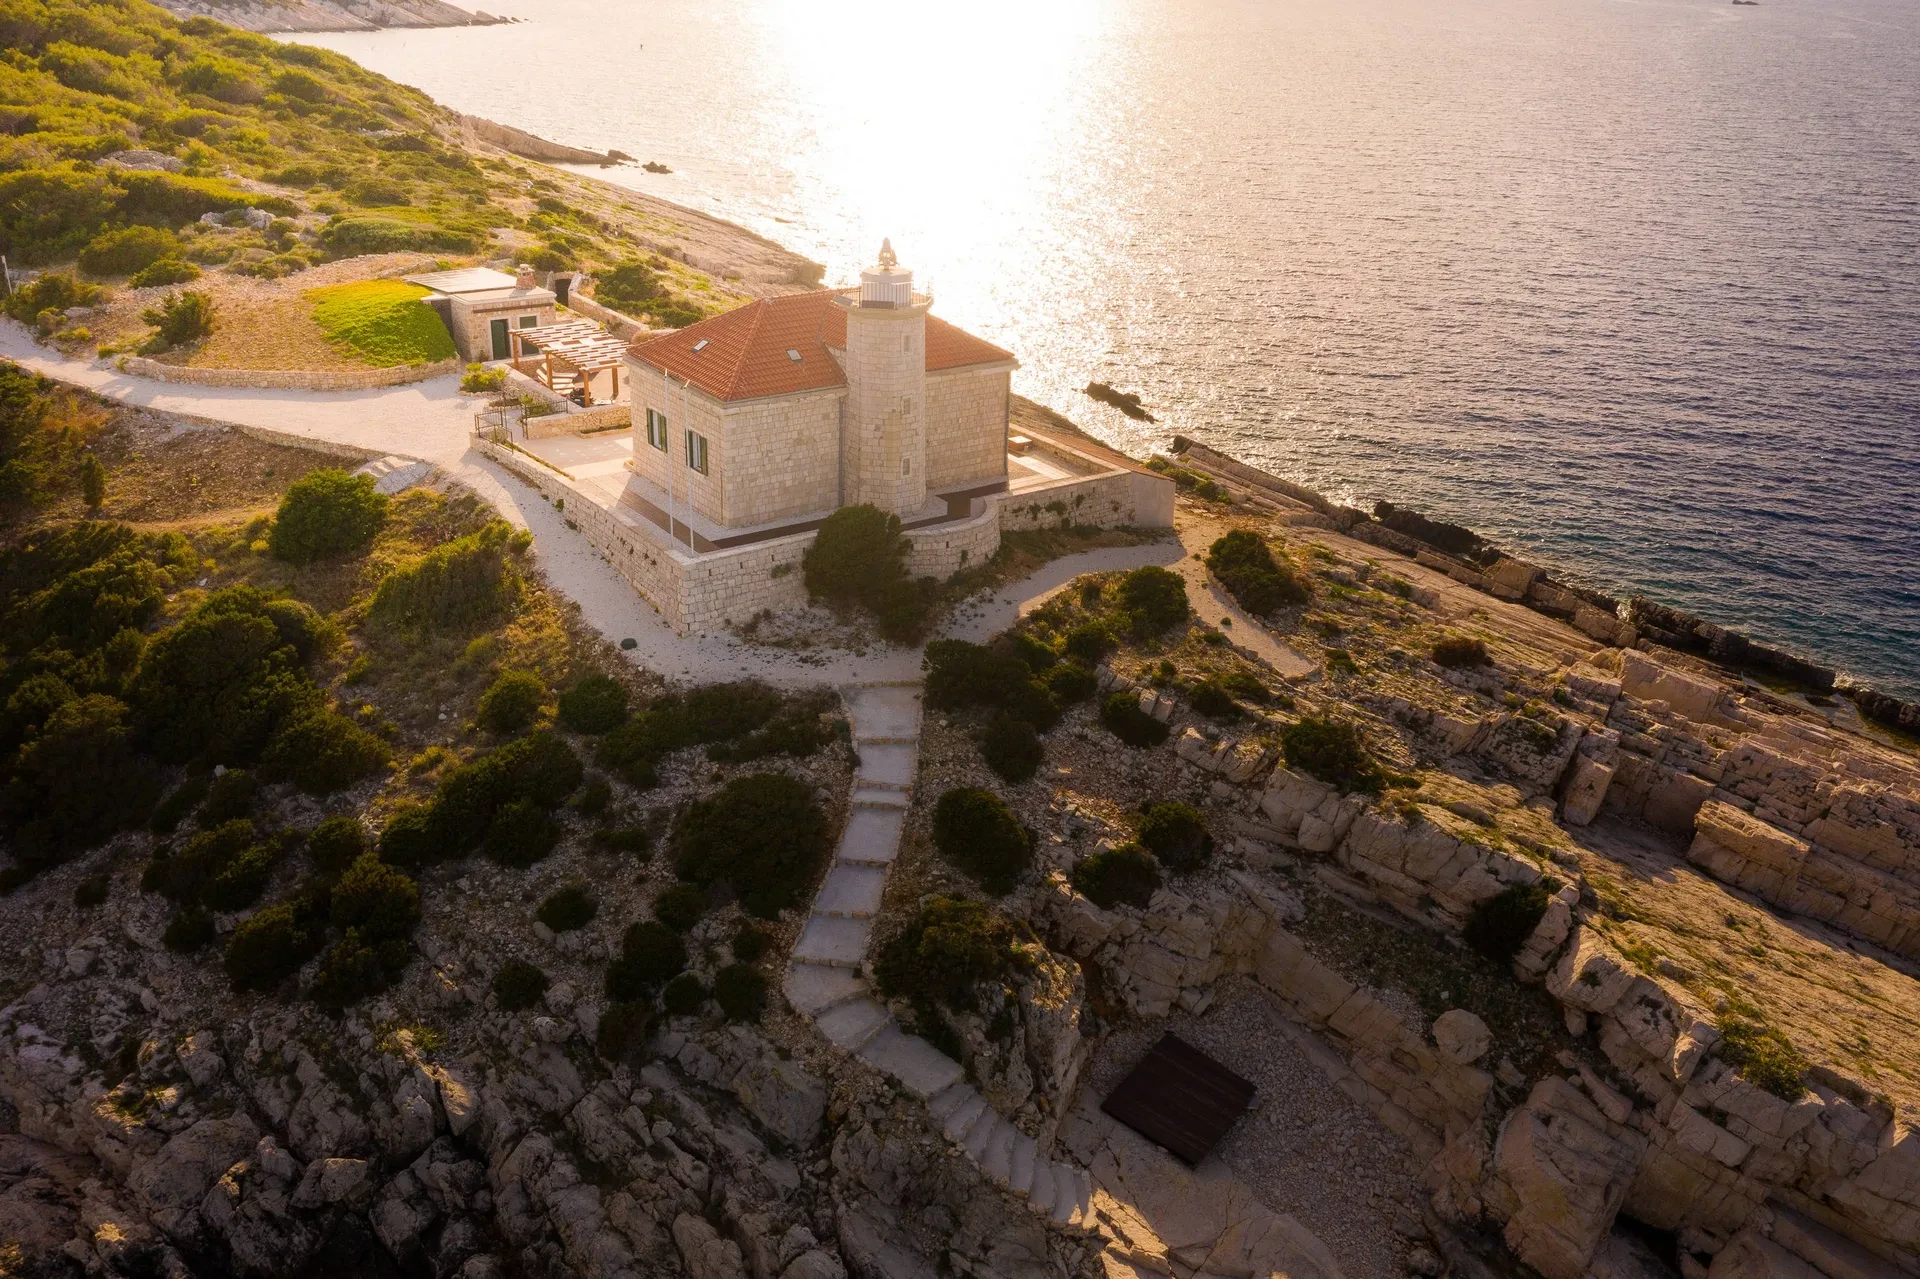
508,318,628,407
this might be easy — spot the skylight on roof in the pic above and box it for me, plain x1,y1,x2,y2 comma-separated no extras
787,348,803,362
692,339,709,352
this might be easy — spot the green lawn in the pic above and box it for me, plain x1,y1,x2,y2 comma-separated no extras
306,279,456,367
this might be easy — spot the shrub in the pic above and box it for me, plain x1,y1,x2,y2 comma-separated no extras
140,290,215,351
3,273,104,326
572,775,612,816
1187,677,1241,720
1433,635,1492,669
319,217,479,256
151,818,253,903
1008,631,1059,673
1062,621,1116,665
0,694,160,863
653,882,707,931
1044,660,1098,705
1205,530,1309,614
79,225,178,277
73,874,110,908
593,261,665,314
804,504,905,603
662,972,708,1015
1071,844,1161,909
493,959,549,1012
924,640,1058,730
1221,670,1269,703
478,669,544,734
484,799,559,868
980,712,1043,783
1137,802,1213,872
268,469,389,565
713,964,768,1022
200,768,258,825
377,803,437,870
330,853,420,941
1463,882,1551,964
262,709,390,794
537,882,597,932
1100,692,1169,748
1279,716,1383,793
369,520,522,634
1116,565,1188,636
732,923,769,963
79,453,106,508
1716,1012,1809,1101
460,363,508,393
129,258,201,287
310,929,410,1007
931,787,1033,895
307,815,367,877
607,921,686,999
423,731,582,861
224,900,326,991
875,897,1024,1011
201,839,279,912
130,592,322,764
163,909,215,952
558,674,628,733
671,774,829,918
596,1000,649,1060
592,825,653,856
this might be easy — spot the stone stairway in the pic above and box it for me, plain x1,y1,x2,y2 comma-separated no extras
783,681,1095,1229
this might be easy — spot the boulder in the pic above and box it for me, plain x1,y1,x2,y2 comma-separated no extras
674,1211,748,1279
730,1052,826,1149
1485,1078,1648,1279
129,1113,259,1244
1432,1010,1492,1065
1705,1230,1824,1279
1561,756,1615,827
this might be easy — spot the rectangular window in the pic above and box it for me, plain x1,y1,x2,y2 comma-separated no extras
645,408,668,451
519,314,539,328
685,430,709,475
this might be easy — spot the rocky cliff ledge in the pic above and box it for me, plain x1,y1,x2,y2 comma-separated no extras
152,0,508,33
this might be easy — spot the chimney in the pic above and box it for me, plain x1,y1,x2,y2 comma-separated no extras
516,263,536,289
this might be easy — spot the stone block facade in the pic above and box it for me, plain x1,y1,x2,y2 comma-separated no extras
448,297,555,363
924,364,1009,491
628,381,842,530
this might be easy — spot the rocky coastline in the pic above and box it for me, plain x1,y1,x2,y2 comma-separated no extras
151,0,511,33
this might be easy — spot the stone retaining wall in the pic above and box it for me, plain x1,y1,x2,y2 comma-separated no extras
116,355,459,391
505,369,632,438
559,288,651,341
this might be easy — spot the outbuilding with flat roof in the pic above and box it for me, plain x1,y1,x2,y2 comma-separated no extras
406,264,556,362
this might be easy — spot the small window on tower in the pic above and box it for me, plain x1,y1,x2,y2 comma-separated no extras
902,334,909,352
901,457,911,477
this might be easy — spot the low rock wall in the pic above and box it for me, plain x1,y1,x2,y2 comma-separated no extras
116,355,459,391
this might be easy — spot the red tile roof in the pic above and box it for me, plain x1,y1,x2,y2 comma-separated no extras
627,290,1014,403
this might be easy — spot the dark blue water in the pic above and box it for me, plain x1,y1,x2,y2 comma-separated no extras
302,0,1920,695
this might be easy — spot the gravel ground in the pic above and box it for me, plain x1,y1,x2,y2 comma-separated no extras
1087,977,1427,1279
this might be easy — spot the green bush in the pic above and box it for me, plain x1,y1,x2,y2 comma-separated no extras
330,853,420,941
477,669,544,734
1044,660,1098,705
607,920,686,999
79,225,179,277
1433,635,1492,669
980,712,1043,783
268,469,388,564
1187,677,1241,720
460,363,508,393
571,775,612,816
73,874,110,908
931,787,1032,896
731,923,769,964
150,818,253,904
1463,882,1551,964
1062,620,1115,665
799,504,932,641
1715,1012,1809,1101
319,217,479,256
129,259,201,287
1205,530,1309,614
1279,716,1383,793
1221,670,1270,703
1072,843,1161,909
493,959,550,1012
484,799,559,868
199,768,257,825
596,1000,648,1060
307,815,367,877
537,881,597,932
558,674,629,733
377,802,437,869
309,928,410,1007
262,709,389,794
140,290,215,351
924,639,1059,730
163,909,215,952
0,694,160,865
369,520,523,634
875,897,1025,1011
593,261,665,314
662,972,708,1015
2,272,104,326
592,825,653,856
653,882,707,931
201,838,279,912
1099,692,1169,748
1116,565,1188,637
671,773,829,918
1137,802,1212,872
224,899,326,991
713,964,768,1022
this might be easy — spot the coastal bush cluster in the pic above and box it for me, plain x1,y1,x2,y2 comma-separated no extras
1206,530,1309,615
1714,1007,1809,1101
267,468,389,565
802,504,937,643
931,786,1034,896
594,680,831,787
1071,843,1160,910
876,896,1029,1014
379,731,582,870
670,773,829,917
1279,715,1384,793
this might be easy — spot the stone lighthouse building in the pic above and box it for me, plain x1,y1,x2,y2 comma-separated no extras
838,239,930,517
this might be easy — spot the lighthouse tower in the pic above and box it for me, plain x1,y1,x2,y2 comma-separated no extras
837,239,930,517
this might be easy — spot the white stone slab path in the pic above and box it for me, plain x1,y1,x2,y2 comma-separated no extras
785,682,1095,1229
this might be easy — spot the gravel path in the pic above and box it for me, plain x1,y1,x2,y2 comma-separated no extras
1087,977,1425,1279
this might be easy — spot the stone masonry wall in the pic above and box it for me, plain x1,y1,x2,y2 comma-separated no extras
840,303,927,516
924,364,1011,491
717,389,843,527
627,375,730,529
118,355,458,390
449,298,554,363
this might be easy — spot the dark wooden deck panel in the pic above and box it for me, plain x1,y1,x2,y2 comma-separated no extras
1100,1033,1257,1166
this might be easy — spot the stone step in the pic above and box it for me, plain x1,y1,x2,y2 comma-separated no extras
927,1082,978,1126
1008,1132,1038,1197
783,962,867,1017
1050,1164,1092,1227
846,685,923,740
814,998,891,1052
858,1026,965,1099
980,1121,1016,1186
964,1111,1002,1161
792,914,872,969
853,734,918,746
852,740,918,789
1026,1161,1058,1217
850,787,910,810
837,807,906,867
941,1092,989,1143
814,864,887,918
